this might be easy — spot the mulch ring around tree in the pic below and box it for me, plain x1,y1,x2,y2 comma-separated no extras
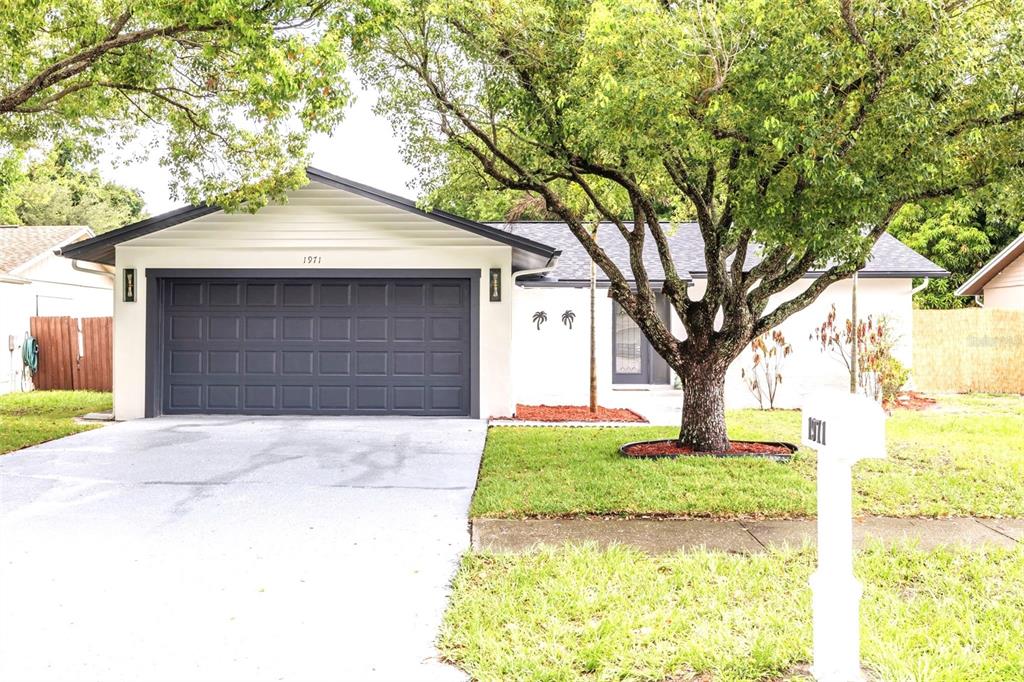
620,439,797,463
512,404,647,422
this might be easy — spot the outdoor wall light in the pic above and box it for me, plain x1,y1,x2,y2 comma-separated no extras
489,268,501,302
123,268,136,302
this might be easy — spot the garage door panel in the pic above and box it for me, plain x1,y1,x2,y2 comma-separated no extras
319,385,351,409
245,317,278,340
169,384,202,410
283,283,315,306
393,283,426,306
208,282,241,306
320,283,351,306
208,385,241,409
171,282,204,306
160,277,471,416
355,282,388,306
319,317,351,341
244,385,277,409
170,316,203,341
209,316,241,340
282,351,315,375
282,385,315,409
283,317,315,340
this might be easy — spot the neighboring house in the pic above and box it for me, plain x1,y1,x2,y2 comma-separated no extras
0,225,115,394
58,167,947,419
955,233,1024,310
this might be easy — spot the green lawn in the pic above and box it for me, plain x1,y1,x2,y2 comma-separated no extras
472,394,1024,518
440,544,1024,682
0,390,113,455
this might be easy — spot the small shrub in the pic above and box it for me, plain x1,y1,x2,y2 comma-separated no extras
812,305,909,402
741,330,792,409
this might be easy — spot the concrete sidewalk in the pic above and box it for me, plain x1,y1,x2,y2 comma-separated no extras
472,516,1024,554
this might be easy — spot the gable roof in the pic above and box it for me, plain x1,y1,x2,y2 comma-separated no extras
955,232,1024,297
0,225,92,275
57,167,561,266
490,221,949,284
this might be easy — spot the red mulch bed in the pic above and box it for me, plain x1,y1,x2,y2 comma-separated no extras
886,391,937,411
622,439,795,459
511,404,647,422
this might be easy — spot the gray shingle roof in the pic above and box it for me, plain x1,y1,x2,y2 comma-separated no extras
486,221,948,282
0,225,91,275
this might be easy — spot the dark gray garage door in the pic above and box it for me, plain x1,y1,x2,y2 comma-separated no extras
159,277,472,415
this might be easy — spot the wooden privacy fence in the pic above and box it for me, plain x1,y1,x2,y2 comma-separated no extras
913,309,1024,393
29,316,113,392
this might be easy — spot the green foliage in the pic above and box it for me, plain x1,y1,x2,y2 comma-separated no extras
1,1,353,208
441,544,1024,682
891,192,1024,308
0,390,112,455
351,0,1024,448
0,151,22,223
6,151,146,232
472,394,1024,518
354,0,1024,264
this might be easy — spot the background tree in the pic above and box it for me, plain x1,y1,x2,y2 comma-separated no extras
1,0,351,208
352,0,1024,451
890,187,1024,308
3,150,147,232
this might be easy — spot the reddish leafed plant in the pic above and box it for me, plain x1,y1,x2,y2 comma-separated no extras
741,330,792,410
811,305,909,402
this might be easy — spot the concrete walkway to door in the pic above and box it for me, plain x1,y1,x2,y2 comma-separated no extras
0,416,486,682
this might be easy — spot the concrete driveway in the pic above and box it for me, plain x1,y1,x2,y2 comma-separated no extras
0,416,486,682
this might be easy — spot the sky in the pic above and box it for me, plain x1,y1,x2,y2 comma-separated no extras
101,83,419,216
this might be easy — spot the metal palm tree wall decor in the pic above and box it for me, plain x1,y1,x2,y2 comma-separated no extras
532,311,547,330
561,310,576,329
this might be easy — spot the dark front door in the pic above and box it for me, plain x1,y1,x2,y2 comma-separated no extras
612,297,670,385
158,277,472,416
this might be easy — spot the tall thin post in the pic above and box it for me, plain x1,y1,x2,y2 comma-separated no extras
589,226,598,413
849,271,858,394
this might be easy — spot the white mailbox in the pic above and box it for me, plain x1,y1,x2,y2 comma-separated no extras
801,390,887,682
801,391,886,462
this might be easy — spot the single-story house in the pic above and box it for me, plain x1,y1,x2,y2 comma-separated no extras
955,232,1024,310
58,167,947,419
1,225,114,394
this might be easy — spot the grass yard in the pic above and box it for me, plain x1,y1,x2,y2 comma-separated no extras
439,544,1024,682
472,394,1024,518
0,390,112,455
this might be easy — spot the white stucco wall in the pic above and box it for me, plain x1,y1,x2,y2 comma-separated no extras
982,252,1024,310
511,277,914,410
112,181,514,419
0,252,113,395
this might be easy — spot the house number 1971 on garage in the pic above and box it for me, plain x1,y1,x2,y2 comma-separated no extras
302,256,322,264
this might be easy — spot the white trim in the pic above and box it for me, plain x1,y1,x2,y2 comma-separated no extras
955,232,1024,297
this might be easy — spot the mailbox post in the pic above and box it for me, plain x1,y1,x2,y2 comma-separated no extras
801,391,886,682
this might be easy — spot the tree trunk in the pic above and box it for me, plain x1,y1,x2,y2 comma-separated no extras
678,363,730,453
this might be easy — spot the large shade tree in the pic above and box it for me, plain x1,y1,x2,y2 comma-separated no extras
352,0,1024,451
1,0,351,207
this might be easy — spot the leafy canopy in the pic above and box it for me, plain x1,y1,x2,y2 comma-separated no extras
1,0,352,208
354,0,1024,342
352,0,1023,447
2,150,147,233
890,189,1023,308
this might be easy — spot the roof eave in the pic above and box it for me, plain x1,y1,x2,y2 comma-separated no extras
954,233,1024,296
57,167,560,265
57,205,220,265
304,168,559,259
